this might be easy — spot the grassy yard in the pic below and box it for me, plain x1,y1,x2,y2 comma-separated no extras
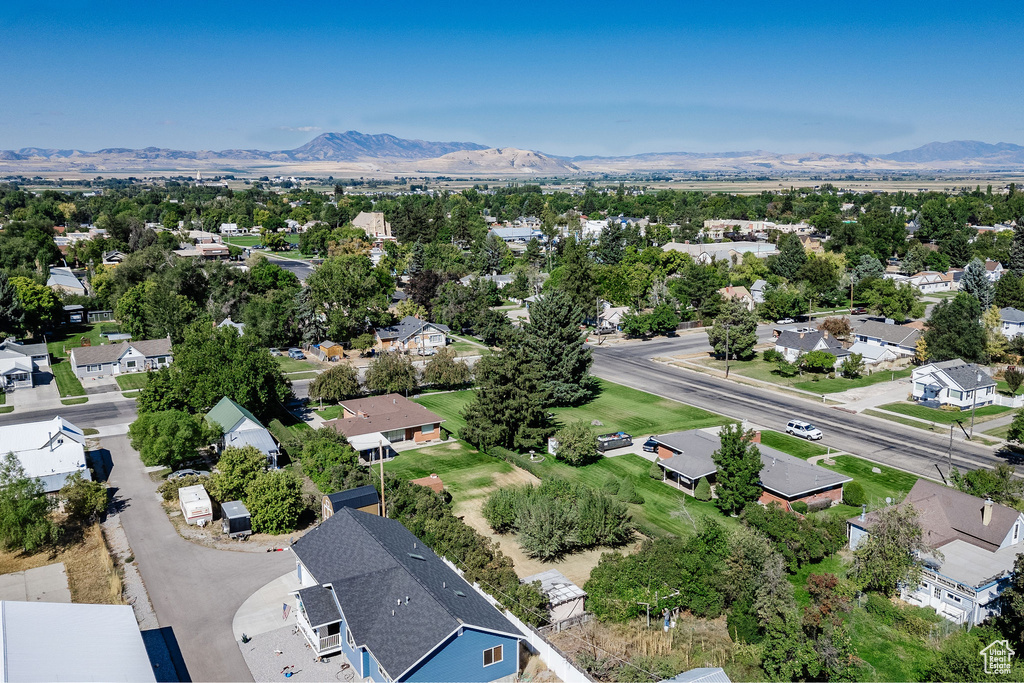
413,379,732,440
701,357,910,394
449,342,490,357
759,430,831,459
384,441,514,502
878,402,1011,425
223,234,300,248
62,397,88,405
114,373,150,391
316,405,344,420
275,355,316,372
51,360,85,397
819,455,919,513
793,368,912,394
985,422,1011,439
45,323,111,359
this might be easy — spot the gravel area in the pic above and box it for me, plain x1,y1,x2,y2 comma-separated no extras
239,625,364,682
102,510,159,630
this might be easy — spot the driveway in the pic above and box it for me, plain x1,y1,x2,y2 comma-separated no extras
103,434,294,682
8,371,60,409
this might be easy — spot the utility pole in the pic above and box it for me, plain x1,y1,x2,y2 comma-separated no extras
379,440,386,517
724,321,731,379
969,372,982,439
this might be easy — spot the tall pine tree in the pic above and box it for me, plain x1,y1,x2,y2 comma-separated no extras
960,257,994,309
711,423,763,515
1010,224,1024,276
0,271,23,337
522,289,597,406
557,236,596,318
769,233,808,281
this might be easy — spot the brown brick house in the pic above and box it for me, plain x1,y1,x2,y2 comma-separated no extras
324,394,445,462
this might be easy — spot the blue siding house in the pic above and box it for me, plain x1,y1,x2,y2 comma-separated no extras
291,507,524,682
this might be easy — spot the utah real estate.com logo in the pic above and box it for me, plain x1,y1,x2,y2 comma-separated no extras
981,639,1015,675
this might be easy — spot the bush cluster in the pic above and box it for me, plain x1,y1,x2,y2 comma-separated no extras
482,479,634,560
864,592,934,637
843,481,867,506
157,474,209,501
741,502,846,571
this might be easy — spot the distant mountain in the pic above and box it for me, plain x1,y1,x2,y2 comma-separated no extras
414,147,580,174
286,131,488,161
880,140,1024,163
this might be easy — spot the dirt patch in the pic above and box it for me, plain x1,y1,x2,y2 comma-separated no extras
455,494,641,588
161,500,311,552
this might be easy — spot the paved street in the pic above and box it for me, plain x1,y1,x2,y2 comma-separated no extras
103,435,294,682
0,398,139,428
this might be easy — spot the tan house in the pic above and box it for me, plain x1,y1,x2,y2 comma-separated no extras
374,316,450,355
799,235,824,253
324,394,445,463
718,285,754,311
352,211,393,240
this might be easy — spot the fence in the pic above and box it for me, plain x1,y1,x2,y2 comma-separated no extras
676,321,703,331
538,612,592,635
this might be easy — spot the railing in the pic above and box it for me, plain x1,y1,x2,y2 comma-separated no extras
538,613,592,635
296,614,343,654
319,633,342,652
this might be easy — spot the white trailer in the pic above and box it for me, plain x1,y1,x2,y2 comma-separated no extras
178,484,213,526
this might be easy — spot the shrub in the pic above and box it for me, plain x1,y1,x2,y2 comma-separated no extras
482,486,522,534
791,501,809,514
488,446,544,478
208,446,266,503
840,353,864,379
552,421,599,466
726,595,763,644
245,470,305,534
617,478,644,504
602,476,620,495
59,472,108,525
649,461,664,480
157,474,209,502
694,477,712,501
939,404,962,412
762,348,783,363
843,482,866,506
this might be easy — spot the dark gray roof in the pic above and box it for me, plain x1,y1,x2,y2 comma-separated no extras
1000,307,1024,324
855,320,921,347
325,485,380,511
296,585,341,628
0,339,48,358
70,338,171,366
931,360,996,391
290,508,522,678
375,316,450,342
221,501,249,519
775,330,848,356
656,429,851,498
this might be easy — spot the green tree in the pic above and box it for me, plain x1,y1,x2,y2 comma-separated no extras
260,228,288,251
995,271,1024,309
59,472,107,525
552,421,598,466
0,271,24,337
1006,409,1024,445
127,410,216,468
865,279,923,321
842,481,866,506
984,304,1008,360
707,298,759,360
924,292,987,363
422,347,471,389
461,346,552,452
801,350,837,373
839,353,864,379
850,254,884,286
960,257,995,308
10,276,60,335
1005,368,1024,396
618,309,650,337
208,446,266,503
245,469,304,534
304,254,393,342
114,283,147,339
998,553,1024,646
365,352,418,394
770,233,808,281
647,302,680,335
851,502,932,596
308,363,360,403
557,236,596,316
758,283,805,322
1010,224,1024,276
301,438,358,493
711,424,763,515
521,288,596,406
0,453,58,552
694,476,712,501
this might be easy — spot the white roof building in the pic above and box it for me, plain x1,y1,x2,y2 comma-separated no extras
0,416,89,492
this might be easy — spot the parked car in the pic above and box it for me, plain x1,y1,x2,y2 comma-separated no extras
269,348,282,356
287,348,305,360
786,420,823,441
851,307,868,315
168,468,210,480
642,436,659,453
777,318,795,324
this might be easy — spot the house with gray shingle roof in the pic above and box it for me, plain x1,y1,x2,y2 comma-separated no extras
774,329,849,365
69,337,172,380
854,319,921,356
374,316,450,355
911,359,996,409
290,507,524,681
999,307,1024,339
205,396,280,467
0,339,50,390
46,267,86,296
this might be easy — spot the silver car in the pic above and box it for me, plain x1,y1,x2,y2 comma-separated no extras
786,420,823,440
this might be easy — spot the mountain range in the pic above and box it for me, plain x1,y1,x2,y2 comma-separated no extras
2,132,1023,175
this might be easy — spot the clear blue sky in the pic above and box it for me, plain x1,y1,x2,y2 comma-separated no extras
1,1,1021,156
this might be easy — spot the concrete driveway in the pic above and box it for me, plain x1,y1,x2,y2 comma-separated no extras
103,434,294,682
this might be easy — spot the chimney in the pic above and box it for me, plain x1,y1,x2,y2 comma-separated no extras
822,331,829,339
750,431,761,444
799,332,805,339
393,398,397,404
860,504,866,521
983,498,993,526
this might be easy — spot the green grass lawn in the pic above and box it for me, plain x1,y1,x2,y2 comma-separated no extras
759,430,831,459
449,342,490,357
0,392,4,405
45,323,110,359
286,371,319,380
384,441,514,502
0,406,12,414
819,455,919,509
787,555,846,608
847,603,945,682
316,405,344,420
61,397,88,405
114,373,150,391
985,423,1011,439
223,234,300,248
878,402,1010,425
702,357,909,394
793,368,912,394
51,360,85,397
276,355,314,372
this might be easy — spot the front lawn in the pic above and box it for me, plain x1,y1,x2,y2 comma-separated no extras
223,234,300,248
315,405,344,420
51,360,85,397
449,342,490,357
759,430,831,459
701,357,912,395
275,355,315,372
384,441,514,502
792,368,912,394
878,402,1011,425
115,373,150,391
818,455,919,510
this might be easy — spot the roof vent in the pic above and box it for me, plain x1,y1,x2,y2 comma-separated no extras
408,553,426,561
454,590,466,597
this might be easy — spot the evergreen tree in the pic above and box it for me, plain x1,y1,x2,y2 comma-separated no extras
0,271,23,337
850,254,884,285
924,292,987,363
769,233,808,281
521,288,596,406
711,423,763,515
960,257,995,308
942,230,973,267
706,298,759,360
557,236,596,317
852,502,931,596
460,345,553,452
994,271,1024,310
1010,224,1024,276
998,553,1024,646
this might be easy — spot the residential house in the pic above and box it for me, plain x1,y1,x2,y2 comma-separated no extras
662,242,778,265
598,305,629,332
352,211,394,240
173,242,231,260
520,569,586,625
219,222,241,235
290,507,525,681
0,338,49,389
845,342,901,366
853,320,921,358
581,220,609,239
322,485,380,519
488,226,539,243
0,601,156,682
101,249,127,266
985,260,1005,282
911,359,996,409
312,340,345,362
205,396,281,468
46,267,87,296
798,234,823,253
1000,307,1024,339
654,427,851,510
374,316,450,355
0,416,89,492
774,329,849,365
848,480,1024,626
908,271,953,294
458,273,514,289
217,317,245,334
69,337,172,380
751,279,768,304
718,286,754,312
324,394,445,462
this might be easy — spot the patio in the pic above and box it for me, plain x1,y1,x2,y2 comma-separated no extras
238,624,365,682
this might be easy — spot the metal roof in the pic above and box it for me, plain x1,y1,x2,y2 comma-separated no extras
520,569,586,606
221,500,250,519
325,485,380,512
206,396,264,434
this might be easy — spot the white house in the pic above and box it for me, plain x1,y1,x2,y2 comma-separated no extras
774,330,849,365
205,396,281,468
0,339,49,390
69,337,172,380
46,267,87,296
911,359,996,409
985,260,1005,282
751,279,768,304
853,320,921,357
0,416,89,492
849,480,1024,626
846,341,901,366
908,271,953,294
219,222,241,235
1000,307,1024,339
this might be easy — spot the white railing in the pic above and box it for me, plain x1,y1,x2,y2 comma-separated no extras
320,633,342,652
296,613,343,654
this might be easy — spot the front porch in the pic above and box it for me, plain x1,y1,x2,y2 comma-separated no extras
295,610,344,655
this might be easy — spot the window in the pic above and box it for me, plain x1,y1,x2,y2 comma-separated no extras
125,360,137,368
946,592,962,603
87,364,101,373
429,334,442,343
934,587,941,598
949,389,963,400
347,628,354,647
483,645,503,667
1014,524,1019,543
914,382,926,393
421,424,433,434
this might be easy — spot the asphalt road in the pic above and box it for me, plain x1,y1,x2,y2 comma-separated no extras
103,434,294,682
0,399,137,428
590,334,1014,482
264,254,315,281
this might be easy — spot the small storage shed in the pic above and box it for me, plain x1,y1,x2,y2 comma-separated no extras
315,340,345,362
221,500,252,538
322,485,380,519
521,569,587,624
178,484,213,526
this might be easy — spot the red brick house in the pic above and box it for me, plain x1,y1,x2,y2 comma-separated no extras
324,394,445,462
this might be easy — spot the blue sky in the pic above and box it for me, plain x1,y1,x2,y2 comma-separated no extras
1,1,1021,156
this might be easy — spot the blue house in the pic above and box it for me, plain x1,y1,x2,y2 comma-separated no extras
290,507,524,682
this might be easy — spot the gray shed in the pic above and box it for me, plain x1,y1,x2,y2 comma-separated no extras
221,501,252,538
